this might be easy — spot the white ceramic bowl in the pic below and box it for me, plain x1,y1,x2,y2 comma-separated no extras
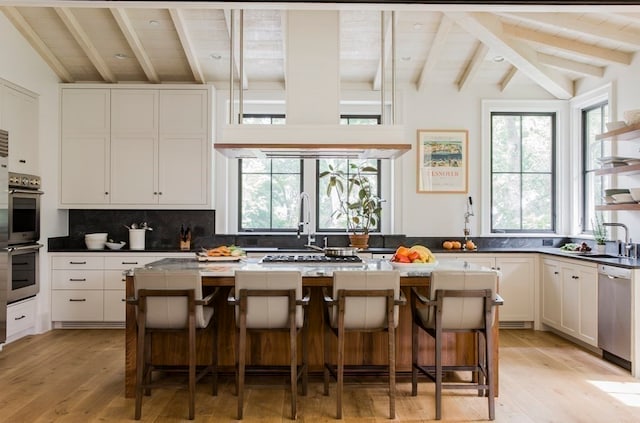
624,109,640,125
85,239,106,249
105,241,126,250
629,188,640,202
85,232,108,240
612,193,635,204
606,121,627,131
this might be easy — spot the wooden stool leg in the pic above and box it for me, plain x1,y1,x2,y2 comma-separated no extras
323,322,330,396
237,299,247,420
134,321,146,420
302,314,308,396
486,330,495,420
212,316,218,396
388,296,396,419
435,325,442,420
337,302,345,420
411,316,419,396
290,294,297,420
188,319,196,420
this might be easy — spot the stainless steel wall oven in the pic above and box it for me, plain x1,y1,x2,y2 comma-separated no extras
7,243,42,304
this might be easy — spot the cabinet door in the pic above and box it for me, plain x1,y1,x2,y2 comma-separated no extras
560,265,580,336
60,89,110,205
577,266,598,346
541,259,561,327
158,90,209,206
104,290,126,322
2,85,39,174
495,257,535,322
110,90,158,204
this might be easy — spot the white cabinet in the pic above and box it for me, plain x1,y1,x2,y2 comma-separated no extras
0,83,39,174
448,254,537,323
541,256,598,347
6,297,37,342
59,86,211,208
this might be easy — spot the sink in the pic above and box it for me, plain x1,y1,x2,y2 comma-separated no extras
577,253,618,259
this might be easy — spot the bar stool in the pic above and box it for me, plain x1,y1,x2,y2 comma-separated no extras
323,270,405,419
411,269,503,420
129,269,218,420
228,270,309,420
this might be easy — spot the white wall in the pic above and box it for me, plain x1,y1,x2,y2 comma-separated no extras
0,13,66,333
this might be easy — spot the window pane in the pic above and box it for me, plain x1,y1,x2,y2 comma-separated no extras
522,115,552,173
582,103,609,234
241,173,271,229
492,115,521,173
522,174,552,230
272,174,301,229
492,174,521,230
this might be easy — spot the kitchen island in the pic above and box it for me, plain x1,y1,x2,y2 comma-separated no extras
124,257,500,397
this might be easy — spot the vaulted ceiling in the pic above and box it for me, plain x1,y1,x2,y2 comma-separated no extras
3,1,640,99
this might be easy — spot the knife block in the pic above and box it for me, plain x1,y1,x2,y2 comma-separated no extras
180,239,191,250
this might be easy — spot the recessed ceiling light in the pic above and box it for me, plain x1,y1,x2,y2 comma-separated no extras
210,54,222,60
114,53,128,60
492,56,505,63
149,20,159,26
413,23,423,30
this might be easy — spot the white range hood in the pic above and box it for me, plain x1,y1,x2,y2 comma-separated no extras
216,10,410,160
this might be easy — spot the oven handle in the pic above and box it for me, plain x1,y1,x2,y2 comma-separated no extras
7,243,44,252
9,188,44,195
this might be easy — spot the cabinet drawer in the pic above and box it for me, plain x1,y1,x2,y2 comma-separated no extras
52,290,103,321
52,270,103,290
104,290,126,322
7,298,37,337
104,269,128,290
104,256,159,270
52,256,104,270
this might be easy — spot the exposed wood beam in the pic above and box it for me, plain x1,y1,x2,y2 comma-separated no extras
501,12,640,48
1,6,74,82
223,9,248,90
499,65,518,92
110,8,159,84
416,14,453,91
168,8,204,84
55,7,116,83
373,12,392,92
446,12,573,99
457,42,489,91
537,52,604,77
503,22,632,65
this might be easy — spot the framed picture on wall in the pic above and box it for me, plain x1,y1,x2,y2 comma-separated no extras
416,129,468,193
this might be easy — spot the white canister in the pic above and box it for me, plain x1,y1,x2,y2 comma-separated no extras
129,229,146,250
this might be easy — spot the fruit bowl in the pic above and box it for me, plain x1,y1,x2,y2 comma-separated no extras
105,241,126,250
390,260,439,270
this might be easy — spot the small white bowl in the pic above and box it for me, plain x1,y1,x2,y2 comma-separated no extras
624,109,640,125
105,241,126,250
612,193,635,204
606,121,627,131
85,232,108,240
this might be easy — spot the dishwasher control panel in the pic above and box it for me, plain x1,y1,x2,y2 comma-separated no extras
598,264,631,279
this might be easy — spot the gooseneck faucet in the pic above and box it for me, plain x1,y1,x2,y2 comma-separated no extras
297,192,316,247
602,222,632,257
464,196,474,243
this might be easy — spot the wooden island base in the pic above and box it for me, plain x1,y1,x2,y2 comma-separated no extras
125,275,499,398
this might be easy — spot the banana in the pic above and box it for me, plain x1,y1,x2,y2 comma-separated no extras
409,245,436,263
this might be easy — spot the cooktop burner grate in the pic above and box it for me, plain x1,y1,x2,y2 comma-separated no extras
260,254,363,265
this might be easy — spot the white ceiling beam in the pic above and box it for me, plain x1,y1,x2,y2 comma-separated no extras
499,65,518,92
1,6,74,82
110,8,159,84
501,12,640,48
280,10,287,90
537,52,605,77
373,12,392,92
168,8,204,84
446,12,573,99
503,22,632,65
416,13,453,92
55,7,116,83
223,9,248,90
457,42,489,91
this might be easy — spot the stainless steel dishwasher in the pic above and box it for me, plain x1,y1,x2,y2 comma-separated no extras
597,264,632,370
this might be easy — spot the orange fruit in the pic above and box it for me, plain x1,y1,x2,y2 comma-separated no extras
395,246,410,257
442,241,453,250
465,240,476,250
452,241,462,249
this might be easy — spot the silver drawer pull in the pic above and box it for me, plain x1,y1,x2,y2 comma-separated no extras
69,261,87,265
121,261,138,265
14,315,26,320
69,298,87,302
69,278,87,282
121,299,126,302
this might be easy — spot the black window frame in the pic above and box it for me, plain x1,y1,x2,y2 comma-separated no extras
581,102,608,234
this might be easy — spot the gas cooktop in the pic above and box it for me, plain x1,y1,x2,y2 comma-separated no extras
260,254,363,265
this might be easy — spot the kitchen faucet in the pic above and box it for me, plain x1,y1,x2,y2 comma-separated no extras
463,196,474,243
602,222,633,257
297,192,316,246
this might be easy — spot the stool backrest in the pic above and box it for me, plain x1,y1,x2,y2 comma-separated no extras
331,270,401,329
134,269,208,329
234,270,303,329
421,269,498,330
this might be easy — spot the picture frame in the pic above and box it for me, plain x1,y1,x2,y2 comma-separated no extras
416,129,468,193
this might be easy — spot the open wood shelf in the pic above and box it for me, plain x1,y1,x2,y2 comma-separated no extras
595,163,640,176
595,122,640,141
596,203,640,211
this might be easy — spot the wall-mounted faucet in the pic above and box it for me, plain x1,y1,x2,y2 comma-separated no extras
602,222,633,257
297,192,316,247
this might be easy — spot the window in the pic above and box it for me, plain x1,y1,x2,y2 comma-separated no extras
491,112,556,232
582,103,609,234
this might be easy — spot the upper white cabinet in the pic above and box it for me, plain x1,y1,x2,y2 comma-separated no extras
59,86,211,209
0,83,39,174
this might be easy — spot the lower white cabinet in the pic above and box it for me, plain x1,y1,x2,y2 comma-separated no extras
541,257,598,347
51,253,186,324
6,297,37,341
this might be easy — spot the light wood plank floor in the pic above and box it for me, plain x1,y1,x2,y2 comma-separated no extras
1,329,639,422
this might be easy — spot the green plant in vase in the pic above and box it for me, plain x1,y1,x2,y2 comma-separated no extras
592,213,607,251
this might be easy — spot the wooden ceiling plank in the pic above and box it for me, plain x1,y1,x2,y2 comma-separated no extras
168,8,204,84
499,65,518,92
457,41,488,91
446,12,573,99
537,52,604,77
373,11,392,92
416,14,453,91
110,8,159,83
223,9,248,90
281,11,287,90
54,7,116,83
503,22,632,65
1,6,74,82
501,12,640,49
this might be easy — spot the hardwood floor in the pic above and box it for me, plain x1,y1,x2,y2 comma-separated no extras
1,329,639,422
